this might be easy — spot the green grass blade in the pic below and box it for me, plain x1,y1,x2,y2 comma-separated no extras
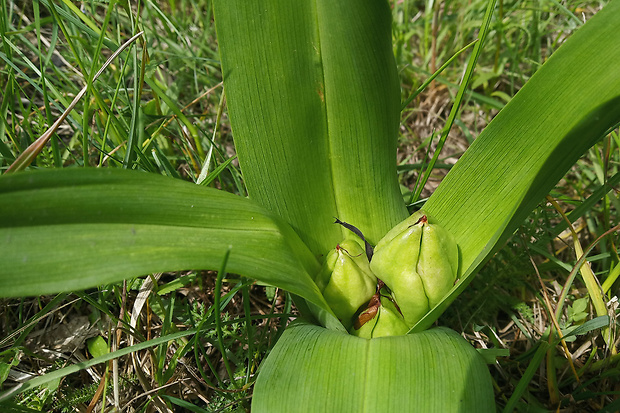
213,249,240,388
39,0,116,49
502,316,609,412
400,38,479,111
0,168,341,329
144,77,203,158
534,170,620,245
4,32,144,173
411,0,496,204
502,340,550,413
414,0,620,331
0,327,197,403
252,322,494,412
214,0,407,253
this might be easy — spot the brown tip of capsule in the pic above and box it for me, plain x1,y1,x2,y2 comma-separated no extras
353,306,378,330
335,244,363,258
353,293,381,330
376,279,385,292
407,215,428,229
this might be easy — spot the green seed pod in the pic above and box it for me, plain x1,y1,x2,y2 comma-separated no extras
370,211,458,327
315,239,377,328
351,295,410,339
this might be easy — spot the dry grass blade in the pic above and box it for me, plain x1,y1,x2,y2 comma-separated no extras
520,234,581,386
5,31,145,174
547,195,615,351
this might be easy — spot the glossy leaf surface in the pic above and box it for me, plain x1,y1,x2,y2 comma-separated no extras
252,321,494,412
214,0,408,254
0,168,343,329
415,0,620,331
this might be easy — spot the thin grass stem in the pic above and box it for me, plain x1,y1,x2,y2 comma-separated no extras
411,0,497,204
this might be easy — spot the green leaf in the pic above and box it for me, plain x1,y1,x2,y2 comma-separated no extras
160,395,210,413
0,168,341,330
477,348,510,364
252,321,494,412
414,0,620,331
562,315,610,339
86,336,108,359
214,0,408,254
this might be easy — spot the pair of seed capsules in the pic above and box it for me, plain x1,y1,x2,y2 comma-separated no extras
314,210,458,338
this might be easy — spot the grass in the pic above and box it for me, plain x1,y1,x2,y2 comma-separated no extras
1,0,619,411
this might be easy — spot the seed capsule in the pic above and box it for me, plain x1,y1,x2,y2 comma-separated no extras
370,211,458,327
351,294,409,339
315,239,377,328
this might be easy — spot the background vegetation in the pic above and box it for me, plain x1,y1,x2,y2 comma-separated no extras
1,0,618,411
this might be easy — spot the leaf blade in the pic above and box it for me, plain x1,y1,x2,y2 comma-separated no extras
415,0,620,331
252,322,494,412
214,0,407,254
0,169,342,329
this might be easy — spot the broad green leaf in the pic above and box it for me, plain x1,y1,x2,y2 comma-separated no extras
214,0,408,254
252,321,494,412
416,0,620,331
0,168,342,330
